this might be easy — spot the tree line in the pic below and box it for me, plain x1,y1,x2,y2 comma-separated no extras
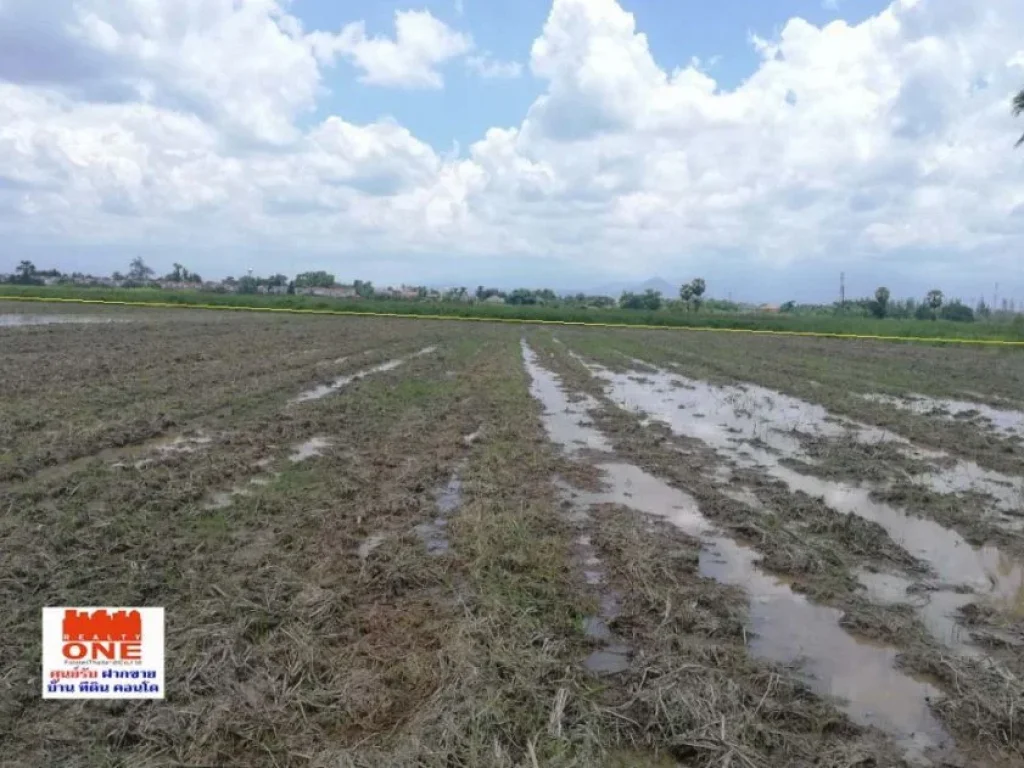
4,259,1020,324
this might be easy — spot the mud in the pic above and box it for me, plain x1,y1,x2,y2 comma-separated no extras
567,517,632,676
291,346,437,404
0,314,124,327
289,436,332,463
415,463,464,556
35,431,216,482
591,354,1024,518
358,533,386,560
522,342,612,455
522,342,951,757
858,570,977,655
586,358,1024,628
864,393,1024,448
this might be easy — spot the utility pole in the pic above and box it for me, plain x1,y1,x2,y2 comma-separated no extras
840,272,846,310
994,282,999,310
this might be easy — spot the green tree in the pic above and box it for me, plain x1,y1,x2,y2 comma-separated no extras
475,287,503,301
295,271,335,289
679,278,707,311
353,280,374,298
128,257,154,282
620,290,662,311
679,283,694,310
237,276,259,294
15,260,36,281
870,286,891,318
914,303,934,321
508,288,538,305
689,278,706,311
926,289,944,312
940,301,975,322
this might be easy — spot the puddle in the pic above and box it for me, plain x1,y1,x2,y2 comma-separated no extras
588,354,1024,516
0,314,125,327
863,393,1024,448
358,533,386,560
584,646,632,675
292,346,437,403
522,341,612,455
522,343,950,756
415,463,464,556
204,488,248,510
34,431,216,484
151,433,214,455
858,570,977,655
584,359,1024,614
568,522,631,675
289,436,331,463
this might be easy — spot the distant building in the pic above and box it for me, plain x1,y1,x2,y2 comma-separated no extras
381,285,418,300
759,303,780,313
484,295,506,305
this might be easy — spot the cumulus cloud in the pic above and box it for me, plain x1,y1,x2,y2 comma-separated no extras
1,0,1023,292
311,10,471,89
0,0,323,145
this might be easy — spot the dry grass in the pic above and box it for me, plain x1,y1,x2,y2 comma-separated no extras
4,308,1023,766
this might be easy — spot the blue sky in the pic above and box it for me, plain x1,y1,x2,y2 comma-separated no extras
0,0,1022,304
307,0,893,151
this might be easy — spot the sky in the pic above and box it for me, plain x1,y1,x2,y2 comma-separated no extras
1,0,1023,303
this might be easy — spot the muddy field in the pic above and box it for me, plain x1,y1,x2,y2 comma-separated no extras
2,302,1023,768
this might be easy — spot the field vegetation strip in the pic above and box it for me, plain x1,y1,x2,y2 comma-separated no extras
3,293,1024,345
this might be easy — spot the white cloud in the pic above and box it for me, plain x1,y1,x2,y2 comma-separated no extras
0,0,323,145
466,53,524,79
311,10,471,89
1,0,1024,294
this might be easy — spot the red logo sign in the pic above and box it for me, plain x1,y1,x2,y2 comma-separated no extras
62,609,142,661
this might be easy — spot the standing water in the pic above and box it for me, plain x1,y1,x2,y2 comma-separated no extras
521,342,951,759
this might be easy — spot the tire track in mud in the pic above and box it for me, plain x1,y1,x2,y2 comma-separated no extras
521,341,954,763
577,352,1024,657
1,341,435,491
181,346,443,512
859,392,1024,452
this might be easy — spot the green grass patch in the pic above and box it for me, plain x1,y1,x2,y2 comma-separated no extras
3,284,1023,342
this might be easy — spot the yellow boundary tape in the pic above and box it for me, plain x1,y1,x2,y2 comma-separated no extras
1,293,1022,347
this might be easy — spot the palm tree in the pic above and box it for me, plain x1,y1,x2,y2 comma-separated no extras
1014,88,1024,147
